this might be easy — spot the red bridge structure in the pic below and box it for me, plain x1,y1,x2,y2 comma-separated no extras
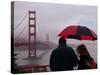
14,11,50,73
28,11,36,57
15,11,36,57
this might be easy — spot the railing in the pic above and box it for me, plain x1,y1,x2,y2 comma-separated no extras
16,65,49,73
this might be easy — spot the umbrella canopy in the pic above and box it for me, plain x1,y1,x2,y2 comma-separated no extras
58,25,97,41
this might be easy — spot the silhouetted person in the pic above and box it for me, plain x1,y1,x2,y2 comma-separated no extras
50,37,78,71
76,44,96,69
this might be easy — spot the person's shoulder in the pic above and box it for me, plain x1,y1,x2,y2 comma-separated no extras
66,46,74,50
52,47,58,52
88,57,94,61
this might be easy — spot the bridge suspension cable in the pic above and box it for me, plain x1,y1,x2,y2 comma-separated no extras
14,13,27,30
15,24,27,40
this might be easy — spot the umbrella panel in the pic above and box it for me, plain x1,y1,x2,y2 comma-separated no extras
58,26,97,41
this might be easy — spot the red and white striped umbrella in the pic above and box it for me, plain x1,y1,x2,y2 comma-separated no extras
58,25,97,41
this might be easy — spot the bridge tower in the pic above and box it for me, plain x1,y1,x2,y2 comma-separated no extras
28,11,36,57
46,33,49,46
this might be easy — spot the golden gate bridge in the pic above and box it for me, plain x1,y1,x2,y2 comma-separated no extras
14,11,50,72
15,11,36,57
14,11,49,57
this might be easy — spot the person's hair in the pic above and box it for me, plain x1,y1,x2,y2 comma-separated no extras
59,37,66,45
76,44,90,57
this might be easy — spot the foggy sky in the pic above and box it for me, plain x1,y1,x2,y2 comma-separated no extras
14,1,97,44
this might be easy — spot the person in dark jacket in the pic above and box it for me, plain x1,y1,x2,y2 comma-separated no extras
76,44,96,70
49,37,78,71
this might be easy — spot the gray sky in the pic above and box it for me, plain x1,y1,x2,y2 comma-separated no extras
14,1,97,44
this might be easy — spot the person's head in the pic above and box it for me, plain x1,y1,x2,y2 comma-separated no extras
76,44,90,57
59,37,66,45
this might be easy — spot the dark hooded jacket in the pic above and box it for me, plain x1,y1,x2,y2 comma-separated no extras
50,38,78,71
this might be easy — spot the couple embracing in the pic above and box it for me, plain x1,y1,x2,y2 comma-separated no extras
50,37,96,71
